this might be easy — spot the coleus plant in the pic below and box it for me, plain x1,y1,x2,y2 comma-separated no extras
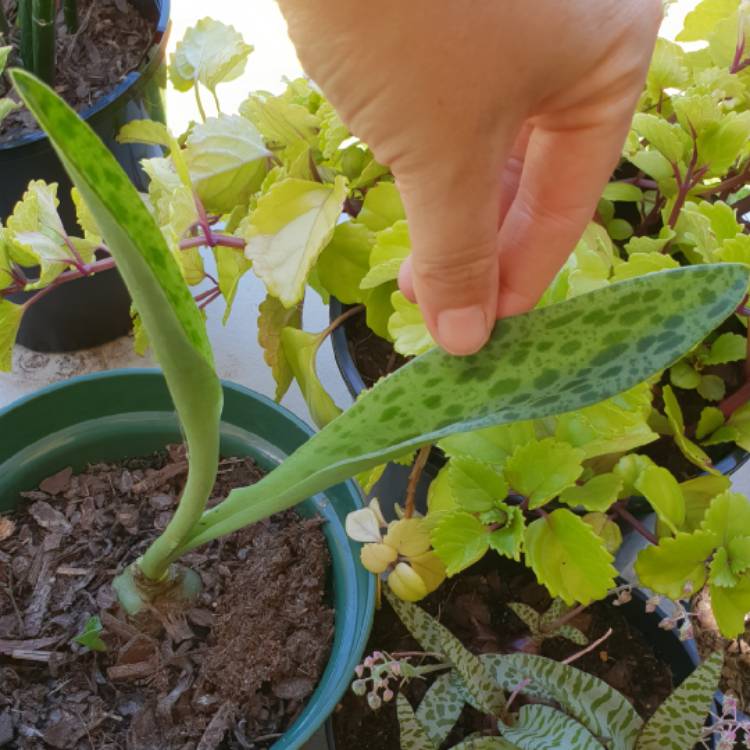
7,67,748,616
370,591,727,750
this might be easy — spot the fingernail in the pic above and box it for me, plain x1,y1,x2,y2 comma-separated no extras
436,306,489,355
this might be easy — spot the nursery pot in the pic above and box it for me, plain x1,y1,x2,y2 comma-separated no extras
2,0,170,353
0,369,376,750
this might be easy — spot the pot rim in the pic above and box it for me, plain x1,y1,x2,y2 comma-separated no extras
0,0,171,153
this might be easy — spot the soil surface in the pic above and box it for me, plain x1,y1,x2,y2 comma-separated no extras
0,447,334,749
332,555,675,749
342,306,408,389
0,0,154,141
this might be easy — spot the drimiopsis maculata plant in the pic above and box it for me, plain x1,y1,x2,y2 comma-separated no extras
355,591,733,750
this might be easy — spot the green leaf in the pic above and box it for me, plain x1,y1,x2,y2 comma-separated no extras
73,615,107,652
10,71,223,594
117,119,173,149
634,465,685,534
505,439,583,509
554,384,657,459
624,230,675,256
6,180,76,287
524,509,616,605
440,422,537,466
213,244,251,323
447,457,508,513
710,546,737,587
185,114,269,213
602,182,644,202
502,704,606,750
629,149,675,184
701,332,746,365
356,182,405,231
632,113,691,164
415,673,465,748
364,281,396,340
697,111,750,177
646,38,689,100
317,221,373,304
432,511,490,576
242,176,348,307
696,406,725,440
70,187,102,243
452,738,520,750
0,97,19,125
681,473,732,532
611,252,679,282
607,218,634,242
488,503,525,561
701,490,750,544
710,572,750,637
478,653,642,749
388,291,433,356
728,536,750,575
361,219,410,289
697,373,726,402
634,531,715,599
662,384,716,473
670,360,701,390
240,91,319,157
169,18,253,96
258,295,302,402
636,651,723,750
678,0,738,41
559,473,622,512
186,264,750,552
397,693,437,750
317,100,350,160
386,592,510,721
280,326,341,428
0,299,24,372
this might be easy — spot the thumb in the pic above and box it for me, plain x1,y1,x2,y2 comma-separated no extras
396,153,508,356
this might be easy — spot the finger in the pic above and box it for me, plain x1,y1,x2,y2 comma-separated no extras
399,122,532,309
495,116,633,319
397,144,515,356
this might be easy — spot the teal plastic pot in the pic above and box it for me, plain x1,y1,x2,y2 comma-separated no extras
0,369,375,750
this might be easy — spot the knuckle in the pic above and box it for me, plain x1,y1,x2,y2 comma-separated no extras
412,239,498,290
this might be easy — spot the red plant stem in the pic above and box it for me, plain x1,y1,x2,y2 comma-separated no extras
404,446,431,520
197,289,222,310
731,31,750,74
667,135,702,230
612,503,658,546
181,233,246,250
193,285,220,304
696,163,750,199
719,380,750,419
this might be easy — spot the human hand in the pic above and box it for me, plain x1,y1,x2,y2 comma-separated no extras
278,0,662,354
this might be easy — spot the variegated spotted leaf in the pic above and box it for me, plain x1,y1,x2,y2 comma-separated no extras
507,603,542,635
501,704,606,750
387,591,510,721
397,693,437,750
556,625,589,646
451,737,521,749
636,651,723,750
188,264,750,551
415,672,465,747
476,654,642,750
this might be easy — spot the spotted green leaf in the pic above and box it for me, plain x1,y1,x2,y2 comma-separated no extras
169,18,253,96
187,263,750,552
415,673,465,747
9,70,223,590
524,509,616,605
478,653,642,750
501,704,605,750
636,651,722,750
386,591,510,722
451,739,520,749
397,694,437,750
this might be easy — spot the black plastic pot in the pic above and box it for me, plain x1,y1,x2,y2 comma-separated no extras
2,0,170,352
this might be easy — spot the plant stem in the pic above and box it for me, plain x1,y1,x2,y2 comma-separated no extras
31,0,55,85
719,379,750,419
404,446,431,519
18,0,33,70
63,0,77,32
317,303,364,343
561,627,612,664
612,503,658,546
180,233,246,250
194,84,207,122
